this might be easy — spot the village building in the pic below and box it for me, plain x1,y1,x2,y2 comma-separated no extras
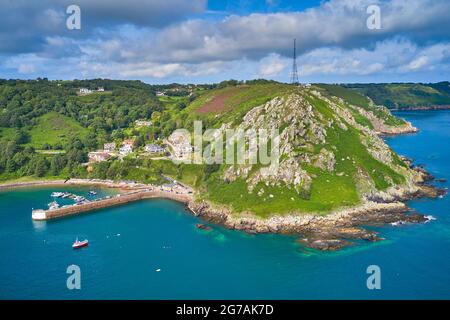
103,142,116,152
168,132,193,159
97,87,105,92
119,139,134,155
145,144,165,154
88,151,111,163
156,91,166,97
79,88,92,94
135,120,152,127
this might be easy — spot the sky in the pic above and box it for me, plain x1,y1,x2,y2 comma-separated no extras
0,0,449,84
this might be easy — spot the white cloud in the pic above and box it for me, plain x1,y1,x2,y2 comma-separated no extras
1,0,450,82
406,56,429,70
298,39,450,76
258,54,287,77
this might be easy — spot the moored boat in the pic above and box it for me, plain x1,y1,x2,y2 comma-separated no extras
48,201,60,210
72,238,89,249
51,192,64,198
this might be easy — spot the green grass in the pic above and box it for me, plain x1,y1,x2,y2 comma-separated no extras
180,83,294,128
26,112,90,149
316,84,406,126
0,127,18,141
316,84,370,108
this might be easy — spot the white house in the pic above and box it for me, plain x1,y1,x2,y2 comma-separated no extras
79,88,92,94
97,87,105,92
119,139,134,155
103,142,116,152
135,120,152,127
145,144,165,154
168,132,193,159
119,145,133,155
156,91,166,97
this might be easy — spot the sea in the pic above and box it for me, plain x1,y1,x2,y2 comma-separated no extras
0,110,449,299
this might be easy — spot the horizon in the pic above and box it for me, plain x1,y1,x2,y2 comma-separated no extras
1,0,449,84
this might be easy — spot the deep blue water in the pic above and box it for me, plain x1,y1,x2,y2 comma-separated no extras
1,110,449,299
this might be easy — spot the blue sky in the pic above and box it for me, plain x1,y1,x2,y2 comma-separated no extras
0,0,449,84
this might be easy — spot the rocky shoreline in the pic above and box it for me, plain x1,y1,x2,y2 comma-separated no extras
187,165,446,251
0,167,445,251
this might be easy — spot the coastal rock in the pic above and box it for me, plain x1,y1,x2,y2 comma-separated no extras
187,198,431,251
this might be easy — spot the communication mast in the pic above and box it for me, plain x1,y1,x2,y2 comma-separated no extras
290,38,299,85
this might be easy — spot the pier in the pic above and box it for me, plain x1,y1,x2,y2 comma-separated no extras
15,179,195,221
32,189,192,220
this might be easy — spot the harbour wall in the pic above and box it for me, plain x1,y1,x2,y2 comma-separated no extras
32,190,192,221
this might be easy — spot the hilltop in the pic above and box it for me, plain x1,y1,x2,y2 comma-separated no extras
173,83,423,215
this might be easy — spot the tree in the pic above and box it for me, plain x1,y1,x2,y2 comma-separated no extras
50,155,66,176
34,158,49,177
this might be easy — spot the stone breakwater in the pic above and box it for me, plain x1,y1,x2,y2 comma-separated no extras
0,178,192,221
32,189,192,220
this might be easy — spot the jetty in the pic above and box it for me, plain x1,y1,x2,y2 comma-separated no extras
32,189,192,220
15,178,194,221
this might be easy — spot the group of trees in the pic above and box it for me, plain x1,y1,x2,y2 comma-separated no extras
0,78,276,181
0,79,163,132
0,137,89,179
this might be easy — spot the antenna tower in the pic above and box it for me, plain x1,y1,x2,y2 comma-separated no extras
290,38,299,85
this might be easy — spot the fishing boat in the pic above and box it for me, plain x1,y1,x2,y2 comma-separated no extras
61,192,71,198
48,201,60,210
73,195,86,203
51,192,64,198
72,238,89,249
88,190,97,196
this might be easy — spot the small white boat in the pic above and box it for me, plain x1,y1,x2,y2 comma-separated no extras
51,192,64,198
72,238,89,249
73,196,86,203
48,201,60,210
88,190,97,196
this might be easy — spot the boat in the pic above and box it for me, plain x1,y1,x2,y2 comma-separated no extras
72,238,89,249
51,192,64,198
61,192,71,198
48,201,60,210
88,190,97,196
73,195,87,203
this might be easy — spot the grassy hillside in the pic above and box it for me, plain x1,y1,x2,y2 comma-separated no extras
178,83,294,128
158,83,412,217
316,84,405,126
342,82,450,109
27,112,90,149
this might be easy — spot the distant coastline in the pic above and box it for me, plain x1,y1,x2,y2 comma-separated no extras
392,105,450,111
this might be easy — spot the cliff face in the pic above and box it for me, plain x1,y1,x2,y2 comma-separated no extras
203,88,421,215
181,85,446,250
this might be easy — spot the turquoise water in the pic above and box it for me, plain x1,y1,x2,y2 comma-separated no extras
1,111,450,299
